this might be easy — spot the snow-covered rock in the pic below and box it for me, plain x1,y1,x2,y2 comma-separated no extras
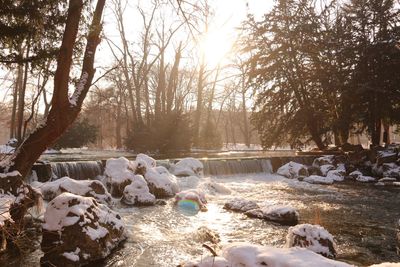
34,177,112,204
382,163,400,179
320,164,335,176
121,175,156,206
245,204,299,226
144,166,179,198
171,158,204,177
104,157,135,197
313,155,335,167
326,169,346,182
200,180,232,195
286,224,336,258
224,198,259,213
134,153,157,175
356,175,376,183
277,161,308,179
183,242,352,267
175,189,207,211
303,175,334,185
41,193,125,266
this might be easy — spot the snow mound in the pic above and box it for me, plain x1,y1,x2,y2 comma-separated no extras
41,192,125,266
183,243,352,267
104,157,136,197
34,177,112,204
136,153,156,168
144,166,179,198
104,157,135,183
303,175,334,185
246,204,299,225
122,175,156,206
277,161,308,179
287,223,336,258
172,157,204,177
0,144,15,154
320,164,335,176
224,198,259,212
326,169,345,182
176,175,201,190
313,155,335,167
200,180,232,195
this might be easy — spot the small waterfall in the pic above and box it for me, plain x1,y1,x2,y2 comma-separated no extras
50,161,104,180
202,158,273,176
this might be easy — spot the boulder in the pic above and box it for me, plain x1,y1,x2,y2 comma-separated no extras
381,163,400,179
377,151,398,166
34,177,112,204
41,193,125,266
320,164,335,176
307,166,323,176
277,161,309,179
171,158,204,177
223,198,259,213
121,175,156,206
286,224,336,258
303,175,334,185
245,205,299,226
348,170,376,183
313,156,335,167
104,157,135,197
144,166,179,198
134,153,156,175
326,169,345,182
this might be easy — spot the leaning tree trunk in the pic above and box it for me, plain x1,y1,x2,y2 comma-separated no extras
2,0,106,178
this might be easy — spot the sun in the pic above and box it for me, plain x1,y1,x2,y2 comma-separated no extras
199,29,234,68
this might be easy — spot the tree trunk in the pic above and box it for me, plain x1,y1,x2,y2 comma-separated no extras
10,65,22,139
3,0,106,178
193,59,205,146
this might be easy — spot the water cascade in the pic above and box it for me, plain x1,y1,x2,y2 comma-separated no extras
50,161,103,180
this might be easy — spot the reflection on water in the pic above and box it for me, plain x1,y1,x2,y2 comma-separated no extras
104,174,400,267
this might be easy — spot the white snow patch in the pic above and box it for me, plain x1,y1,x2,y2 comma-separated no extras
62,248,80,262
286,224,335,257
303,175,334,185
122,175,155,205
171,158,204,177
104,157,136,184
277,161,308,179
320,164,335,176
144,166,179,196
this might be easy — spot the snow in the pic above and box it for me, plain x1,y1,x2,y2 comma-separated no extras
246,204,299,223
69,71,88,106
171,157,204,177
104,157,136,184
43,192,124,233
356,175,376,183
199,180,232,195
122,175,155,205
277,161,308,179
0,144,15,154
33,177,112,204
0,170,20,179
369,264,400,267
144,166,179,196
303,175,334,185
136,153,156,169
320,164,335,176
219,242,352,267
286,224,335,258
326,170,345,182
62,248,80,262
224,198,259,212
175,189,207,207
313,155,335,167
0,194,15,226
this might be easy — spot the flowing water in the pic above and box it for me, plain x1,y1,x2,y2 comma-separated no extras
99,174,400,267
9,167,400,266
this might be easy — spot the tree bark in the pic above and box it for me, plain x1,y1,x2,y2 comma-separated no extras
3,0,106,178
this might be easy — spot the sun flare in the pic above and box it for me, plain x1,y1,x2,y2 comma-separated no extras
200,29,234,67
